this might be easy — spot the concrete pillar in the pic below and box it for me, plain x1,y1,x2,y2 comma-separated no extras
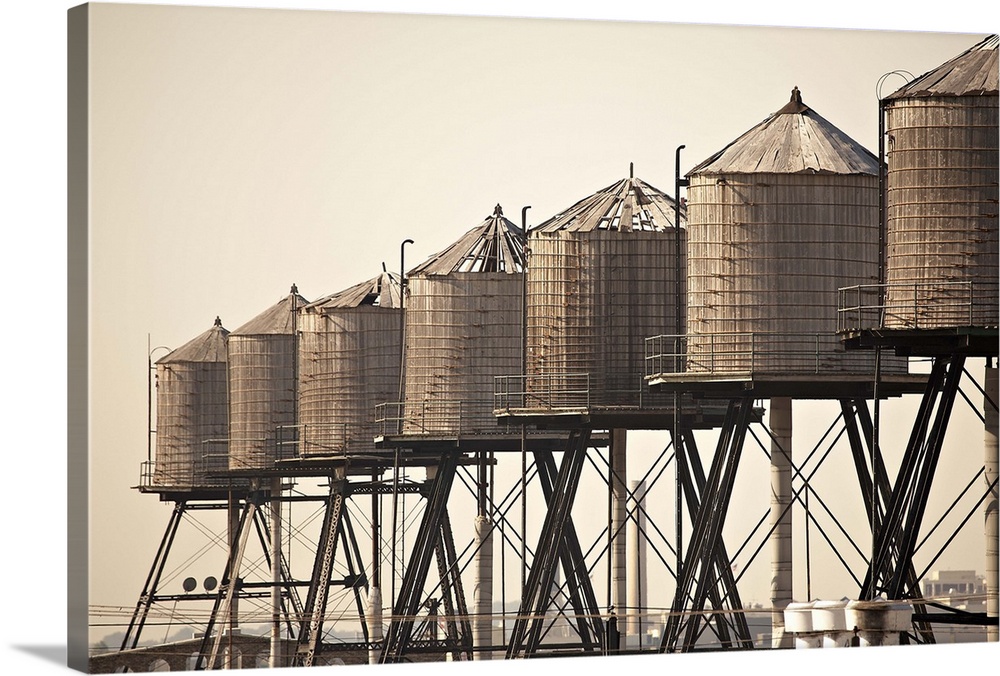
627,479,648,647
367,587,383,665
473,515,494,659
770,397,793,648
611,429,627,619
269,478,282,668
985,365,998,642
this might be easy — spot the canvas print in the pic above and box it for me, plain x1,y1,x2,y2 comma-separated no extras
67,3,998,673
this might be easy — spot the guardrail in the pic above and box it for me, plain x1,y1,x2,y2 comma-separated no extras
837,281,997,332
645,331,890,377
493,373,592,411
374,399,498,437
139,438,238,488
273,423,360,459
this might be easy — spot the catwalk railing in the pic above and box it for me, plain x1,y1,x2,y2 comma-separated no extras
374,398,520,437
837,281,998,332
643,331,901,378
139,438,239,489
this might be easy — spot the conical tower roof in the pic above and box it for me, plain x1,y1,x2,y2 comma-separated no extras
157,317,229,364
531,170,684,233
231,285,310,335
887,34,998,99
304,271,402,311
689,87,880,176
409,204,526,275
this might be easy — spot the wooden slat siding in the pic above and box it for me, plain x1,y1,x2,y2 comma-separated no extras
154,321,231,488
526,230,684,407
685,172,909,376
154,339,231,489
298,305,401,455
227,292,307,470
884,93,999,329
227,334,298,471
524,175,685,406
402,272,522,434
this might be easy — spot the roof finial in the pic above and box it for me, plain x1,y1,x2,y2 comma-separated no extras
290,283,298,294
493,203,503,217
776,86,809,115
630,161,634,178
214,316,222,327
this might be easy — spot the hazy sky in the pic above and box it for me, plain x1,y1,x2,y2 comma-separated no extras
4,1,998,675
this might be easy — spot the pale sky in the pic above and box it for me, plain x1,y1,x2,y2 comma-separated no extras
3,1,998,675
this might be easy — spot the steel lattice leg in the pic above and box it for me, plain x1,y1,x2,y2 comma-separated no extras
862,355,965,606
661,397,753,652
506,429,602,658
379,451,463,663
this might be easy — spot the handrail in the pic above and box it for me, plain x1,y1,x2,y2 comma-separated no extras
644,330,895,377
837,281,996,332
492,373,592,411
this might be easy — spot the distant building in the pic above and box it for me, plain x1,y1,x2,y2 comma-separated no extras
920,570,989,644
921,570,987,612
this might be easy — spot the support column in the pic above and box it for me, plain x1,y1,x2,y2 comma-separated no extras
269,478,282,668
611,429,627,619
473,515,494,659
367,588,383,664
985,365,998,642
769,397,793,649
627,479,647,648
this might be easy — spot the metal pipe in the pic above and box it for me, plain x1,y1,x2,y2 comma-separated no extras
398,238,414,402
520,206,530,600
878,96,886,289
673,145,687,590
146,341,170,466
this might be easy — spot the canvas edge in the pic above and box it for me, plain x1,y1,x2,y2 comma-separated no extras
68,2,90,673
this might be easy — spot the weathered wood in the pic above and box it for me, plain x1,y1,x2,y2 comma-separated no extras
228,289,307,471
884,42,998,330
403,276,522,429
154,319,231,488
298,274,402,455
685,89,908,376
886,34,998,100
527,176,685,407
688,90,881,177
